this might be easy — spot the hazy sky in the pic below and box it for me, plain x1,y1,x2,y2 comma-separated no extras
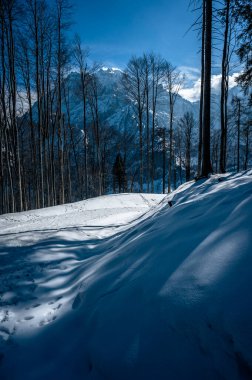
72,0,201,69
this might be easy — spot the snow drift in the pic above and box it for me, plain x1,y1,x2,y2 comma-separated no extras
0,172,252,380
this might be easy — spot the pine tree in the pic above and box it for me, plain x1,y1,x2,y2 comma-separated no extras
234,0,252,100
112,153,126,193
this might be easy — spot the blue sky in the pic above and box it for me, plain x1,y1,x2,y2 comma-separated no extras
72,0,201,70
71,0,239,102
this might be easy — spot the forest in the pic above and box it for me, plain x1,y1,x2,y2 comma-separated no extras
0,2,252,379
0,0,251,215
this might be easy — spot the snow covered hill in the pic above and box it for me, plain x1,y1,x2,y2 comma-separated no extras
1,172,252,380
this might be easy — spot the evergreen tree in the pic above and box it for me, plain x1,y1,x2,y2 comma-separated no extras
234,0,252,100
112,153,126,193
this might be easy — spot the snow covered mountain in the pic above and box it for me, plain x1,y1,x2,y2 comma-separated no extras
61,68,245,135
27,67,244,138
0,170,252,379
63,67,199,132
26,67,245,136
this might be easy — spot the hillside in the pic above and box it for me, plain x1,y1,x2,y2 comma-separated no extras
0,171,252,379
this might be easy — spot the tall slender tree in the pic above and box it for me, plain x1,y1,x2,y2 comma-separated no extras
150,54,164,192
220,0,232,173
123,57,146,192
180,112,195,182
201,0,213,177
73,34,90,198
164,62,182,192
197,0,205,176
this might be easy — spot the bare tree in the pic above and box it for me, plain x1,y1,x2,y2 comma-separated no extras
54,0,72,204
201,0,213,177
123,57,146,192
232,96,241,171
143,54,151,192
197,0,206,176
179,112,195,182
163,62,183,192
87,71,103,196
219,0,234,173
149,53,165,192
73,34,90,198
0,0,23,212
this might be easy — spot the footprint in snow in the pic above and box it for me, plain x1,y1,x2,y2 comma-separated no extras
24,315,34,321
0,327,11,342
53,303,62,311
25,302,40,310
0,311,9,323
39,313,57,327
48,296,62,306
32,303,41,308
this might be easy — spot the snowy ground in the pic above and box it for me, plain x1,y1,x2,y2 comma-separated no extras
0,172,252,379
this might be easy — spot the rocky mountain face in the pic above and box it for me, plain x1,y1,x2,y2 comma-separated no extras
64,67,200,133
63,68,244,134
30,67,242,136
20,67,247,195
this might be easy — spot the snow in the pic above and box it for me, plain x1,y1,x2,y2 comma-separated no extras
0,172,252,379
101,67,123,74
58,67,200,134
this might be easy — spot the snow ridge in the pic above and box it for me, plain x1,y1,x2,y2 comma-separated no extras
0,172,252,379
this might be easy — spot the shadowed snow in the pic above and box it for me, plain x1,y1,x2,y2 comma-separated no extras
0,174,252,380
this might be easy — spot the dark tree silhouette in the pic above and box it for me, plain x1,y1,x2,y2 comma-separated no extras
113,153,126,193
234,0,252,99
201,0,213,177
197,0,206,177
220,0,232,174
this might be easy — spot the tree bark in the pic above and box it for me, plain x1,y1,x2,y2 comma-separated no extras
201,0,213,177
198,0,205,176
220,0,230,173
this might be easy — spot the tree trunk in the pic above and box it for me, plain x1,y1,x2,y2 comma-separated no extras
162,129,166,194
201,0,213,177
237,98,241,172
198,0,205,176
220,0,230,173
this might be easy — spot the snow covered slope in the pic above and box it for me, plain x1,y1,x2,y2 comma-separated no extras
1,172,252,380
